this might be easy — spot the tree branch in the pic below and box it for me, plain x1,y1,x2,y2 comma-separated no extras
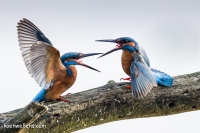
0,102,48,133
0,71,200,133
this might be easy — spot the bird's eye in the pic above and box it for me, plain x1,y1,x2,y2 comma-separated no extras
116,39,121,42
78,53,83,58
117,39,124,44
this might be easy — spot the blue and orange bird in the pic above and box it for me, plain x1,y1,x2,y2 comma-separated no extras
96,37,173,98
17,18,102,102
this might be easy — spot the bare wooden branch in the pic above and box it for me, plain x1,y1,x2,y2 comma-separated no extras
0,71,200,133
0,102,48,133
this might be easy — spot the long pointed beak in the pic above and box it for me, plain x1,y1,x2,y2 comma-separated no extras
98,47,122,58
78,62,101,72
82,53,103,58
95,39,116,43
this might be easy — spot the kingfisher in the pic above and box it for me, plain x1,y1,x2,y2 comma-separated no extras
96,37,173,98
17,18,102,102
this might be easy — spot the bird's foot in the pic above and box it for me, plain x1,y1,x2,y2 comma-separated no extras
57,96,70,103
120,77,131,81
125,85,131,89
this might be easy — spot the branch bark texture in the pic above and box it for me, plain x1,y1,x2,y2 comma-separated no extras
0,71,200,133
0,102,48,133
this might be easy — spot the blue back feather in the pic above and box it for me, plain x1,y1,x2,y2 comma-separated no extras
139,47,150,67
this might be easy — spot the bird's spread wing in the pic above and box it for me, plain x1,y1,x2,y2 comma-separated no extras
29,41,65,89
17,18,52,45
17,18,53,73
130,55,157,98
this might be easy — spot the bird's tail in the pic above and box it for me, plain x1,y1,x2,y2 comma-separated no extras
151,68,173,87
32,88,47,102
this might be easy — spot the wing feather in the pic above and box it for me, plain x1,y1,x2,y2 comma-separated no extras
22,19,45,34
17,28,37,35
130,54,157,98
29,41,65,89
137,75,146,96
17,24,36,33
17,18,53,74
17,18,66,89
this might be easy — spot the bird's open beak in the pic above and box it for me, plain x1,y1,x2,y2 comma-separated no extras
96,39,123,58
76,53,102,72
97,46,122,58
78,62,101,72
79,63,101,72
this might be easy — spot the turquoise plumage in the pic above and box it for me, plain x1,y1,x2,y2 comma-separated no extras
17,18,102,102
96,37,173,98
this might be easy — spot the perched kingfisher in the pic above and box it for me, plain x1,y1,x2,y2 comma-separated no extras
17,18,102,102
96,37,173,98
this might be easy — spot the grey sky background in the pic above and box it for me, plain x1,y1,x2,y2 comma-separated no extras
0,0,200,132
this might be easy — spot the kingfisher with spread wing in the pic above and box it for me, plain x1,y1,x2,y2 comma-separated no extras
17,18,102,102
96,37,173,98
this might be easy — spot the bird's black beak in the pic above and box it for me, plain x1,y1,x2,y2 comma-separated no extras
96,39,123,58
81,53,103,58
76,53,102,72
95,39,116,43
98,46,122,58
78,62,101,72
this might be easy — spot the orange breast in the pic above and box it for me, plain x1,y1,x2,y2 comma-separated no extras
45,66,77,101
121,50,133,76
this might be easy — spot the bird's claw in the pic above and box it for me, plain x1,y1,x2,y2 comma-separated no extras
125,85,131,89
57,96,71,103
120,77,131,81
